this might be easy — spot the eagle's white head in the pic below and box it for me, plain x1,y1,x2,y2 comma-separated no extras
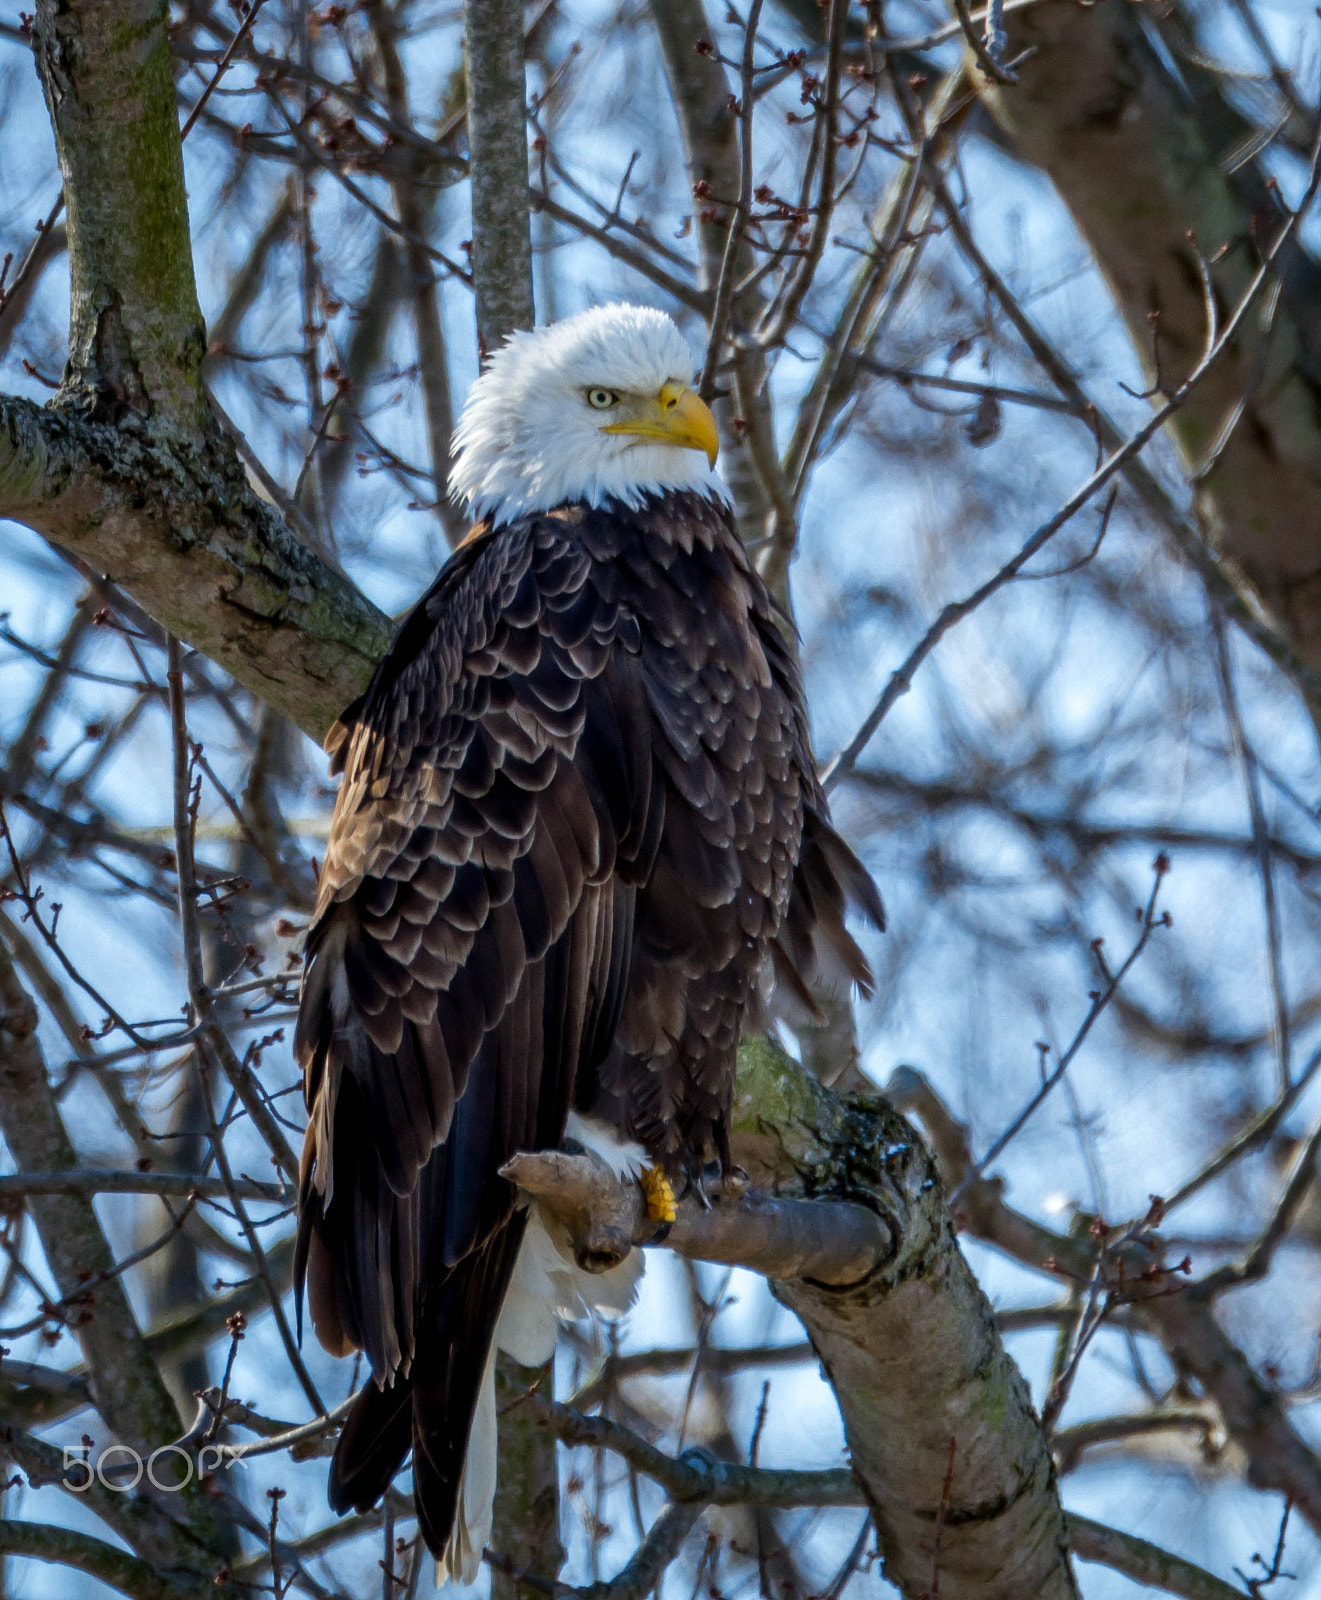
449,303,726,527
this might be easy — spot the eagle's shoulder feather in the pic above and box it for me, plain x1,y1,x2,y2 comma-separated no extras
296,507,656,1381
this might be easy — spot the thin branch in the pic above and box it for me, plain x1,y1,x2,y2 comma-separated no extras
577,1503,704,1600
0,1518,232,1600
568,1341,815,1413
951,0,1021,85
821,118,1321,788
1213,609,1291,1091
1067,1514,1246,1600
852,356,1078,414
178,0,269,141
1200,1102,1321,1291
177,1387,358,1466
951,858,1169,1202
1160,1046,1321,1220
0,1170,287,1201
0,192,64,328
924,150,1321,718
755,0,848,351
699,0,764,400
1052,1409,1218,1474
364,0,463,546
0,940,182,1452
167,640,319,1416
511,1389,863,1509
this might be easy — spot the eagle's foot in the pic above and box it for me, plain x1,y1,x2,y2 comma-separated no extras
717,1164,750,1200
686,1159,740,1211
639,1165,677,1225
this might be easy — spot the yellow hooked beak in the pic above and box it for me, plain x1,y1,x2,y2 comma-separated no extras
601,380,719,467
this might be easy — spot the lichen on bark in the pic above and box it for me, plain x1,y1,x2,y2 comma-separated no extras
732,1038,1078,1600
34,0,207,428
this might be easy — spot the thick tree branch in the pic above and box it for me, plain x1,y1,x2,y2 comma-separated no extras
0,1519,227,1600
0,1419,218,1573
0,395,391,744
503,1149,890,1284
893,1066,1321,1539
465,0,535,351
33,0,206,429
1065,1515,1244,1600
510,1038,1077,1600
981,0,1321,692
493,1354,567,1592
0,939,183,1453
3,0,392,746
461,10,547,1591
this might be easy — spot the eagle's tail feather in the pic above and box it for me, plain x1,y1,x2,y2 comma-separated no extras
409,1212,530,1562
436,1348,498,1585
327,1210,528,1571
328,1373,413,1515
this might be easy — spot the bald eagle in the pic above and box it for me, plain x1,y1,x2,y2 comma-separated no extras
294,304,883,1576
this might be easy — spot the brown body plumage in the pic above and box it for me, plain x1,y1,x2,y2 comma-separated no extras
295,487,882,1557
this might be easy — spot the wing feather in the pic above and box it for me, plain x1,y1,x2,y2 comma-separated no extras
298,490,884,1560
297,516,656,1554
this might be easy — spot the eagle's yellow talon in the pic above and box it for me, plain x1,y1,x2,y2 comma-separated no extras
640,1166,677,1225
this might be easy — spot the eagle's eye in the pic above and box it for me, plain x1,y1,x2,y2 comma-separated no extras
586,388,620,410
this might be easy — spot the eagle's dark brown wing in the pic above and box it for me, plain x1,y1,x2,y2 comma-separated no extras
294,516,658,1551
296,490,883,1559
560,493,885,1163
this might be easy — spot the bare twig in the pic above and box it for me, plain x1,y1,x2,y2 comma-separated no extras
509,1388,863,1509
699,0,764,400
755,0,848,352
178,0,268,141
951,857,1170,1203
1212,609,1291,1091
822,117,1321,789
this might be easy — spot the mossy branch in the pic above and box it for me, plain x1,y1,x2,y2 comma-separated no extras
507,1037,1078,1600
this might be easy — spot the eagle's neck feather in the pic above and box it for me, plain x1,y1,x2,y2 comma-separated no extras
453,435,729,528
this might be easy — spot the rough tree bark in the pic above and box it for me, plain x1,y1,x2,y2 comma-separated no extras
891,1064,1321,1561
513,1038,1079,1600
4,0,392,743
464,0,535,352
0,398,391,742
34,0,206,430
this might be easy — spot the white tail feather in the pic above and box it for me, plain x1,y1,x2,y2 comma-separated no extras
436,1345,497,1587
435,1202,644,1588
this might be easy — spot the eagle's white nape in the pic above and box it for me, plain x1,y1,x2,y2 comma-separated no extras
449,303,729,527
